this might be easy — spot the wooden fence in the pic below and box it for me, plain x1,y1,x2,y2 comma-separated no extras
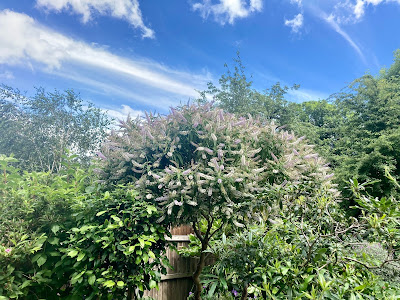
142,225,196,300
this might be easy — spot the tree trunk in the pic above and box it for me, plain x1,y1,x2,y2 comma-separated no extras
261,290,267,299
192,239,208,300
241,284,248,300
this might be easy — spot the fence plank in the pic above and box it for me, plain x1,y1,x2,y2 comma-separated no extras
142,225,195,300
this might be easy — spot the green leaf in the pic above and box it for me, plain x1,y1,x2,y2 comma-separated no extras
103,280,116,288
139,238,145,248
354,283,368,291
20,280,31,289
281,267,289,275
304,275,315,285
208,282,217,297
51,225,60,235
88,274,96,285
37,255,47,267
68,249,79,258
48,237,59,245
220,277,228,290
149,280,157,289
77,252,86,261
117,281,125,287
111,215,121,222
96,210,107,216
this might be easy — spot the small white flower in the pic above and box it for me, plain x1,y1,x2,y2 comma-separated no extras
174,200,183,206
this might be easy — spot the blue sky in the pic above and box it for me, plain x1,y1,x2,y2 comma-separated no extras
0,0,399,119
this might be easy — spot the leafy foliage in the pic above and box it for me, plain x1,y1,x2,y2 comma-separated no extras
0,86,110,172
0,155,169,299
193,175,400,299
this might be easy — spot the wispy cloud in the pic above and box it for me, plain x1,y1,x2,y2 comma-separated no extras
192,0,263,25
287,88,329,103
284,13,303,33
36,0,154,38
307,7,366,64
323,12,366,64
0,70,14,79
0,10,211,109
353,0,400,20
290,0,302,7
330,0,400,24
103,104,143,121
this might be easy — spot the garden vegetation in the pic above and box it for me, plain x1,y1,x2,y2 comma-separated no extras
1,50,400,299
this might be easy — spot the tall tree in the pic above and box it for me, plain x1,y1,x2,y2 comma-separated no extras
0,86,111,172
198,52,299,124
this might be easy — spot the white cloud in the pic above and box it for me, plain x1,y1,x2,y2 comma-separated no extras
290,0,302,7
103,104,143,120
284,13,303,33
0,10,211,109
36,0,154,38
330,0,400,23
192,0,263,25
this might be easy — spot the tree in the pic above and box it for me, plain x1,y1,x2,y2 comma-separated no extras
0,85,111,172
99,103,336,299
198,52,299,124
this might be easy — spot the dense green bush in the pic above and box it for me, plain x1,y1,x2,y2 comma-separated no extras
0,155,169,299
188,172,400,299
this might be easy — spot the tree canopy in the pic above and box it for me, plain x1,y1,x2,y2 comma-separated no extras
0,86,111,172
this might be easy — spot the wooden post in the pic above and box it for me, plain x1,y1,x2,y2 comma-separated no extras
142,225,195,300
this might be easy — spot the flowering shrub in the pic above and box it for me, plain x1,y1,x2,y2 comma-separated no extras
100,103,337,299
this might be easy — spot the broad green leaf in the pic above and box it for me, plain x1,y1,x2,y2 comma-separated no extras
117,281,124,287
68,249,79,258
111,215,121,222
77,252,86,261
51,225,60,235
37,255,47,267
103,280,115,288
281,267,289,275
149,280,157,289
88,274,96,285
139,238,145,248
